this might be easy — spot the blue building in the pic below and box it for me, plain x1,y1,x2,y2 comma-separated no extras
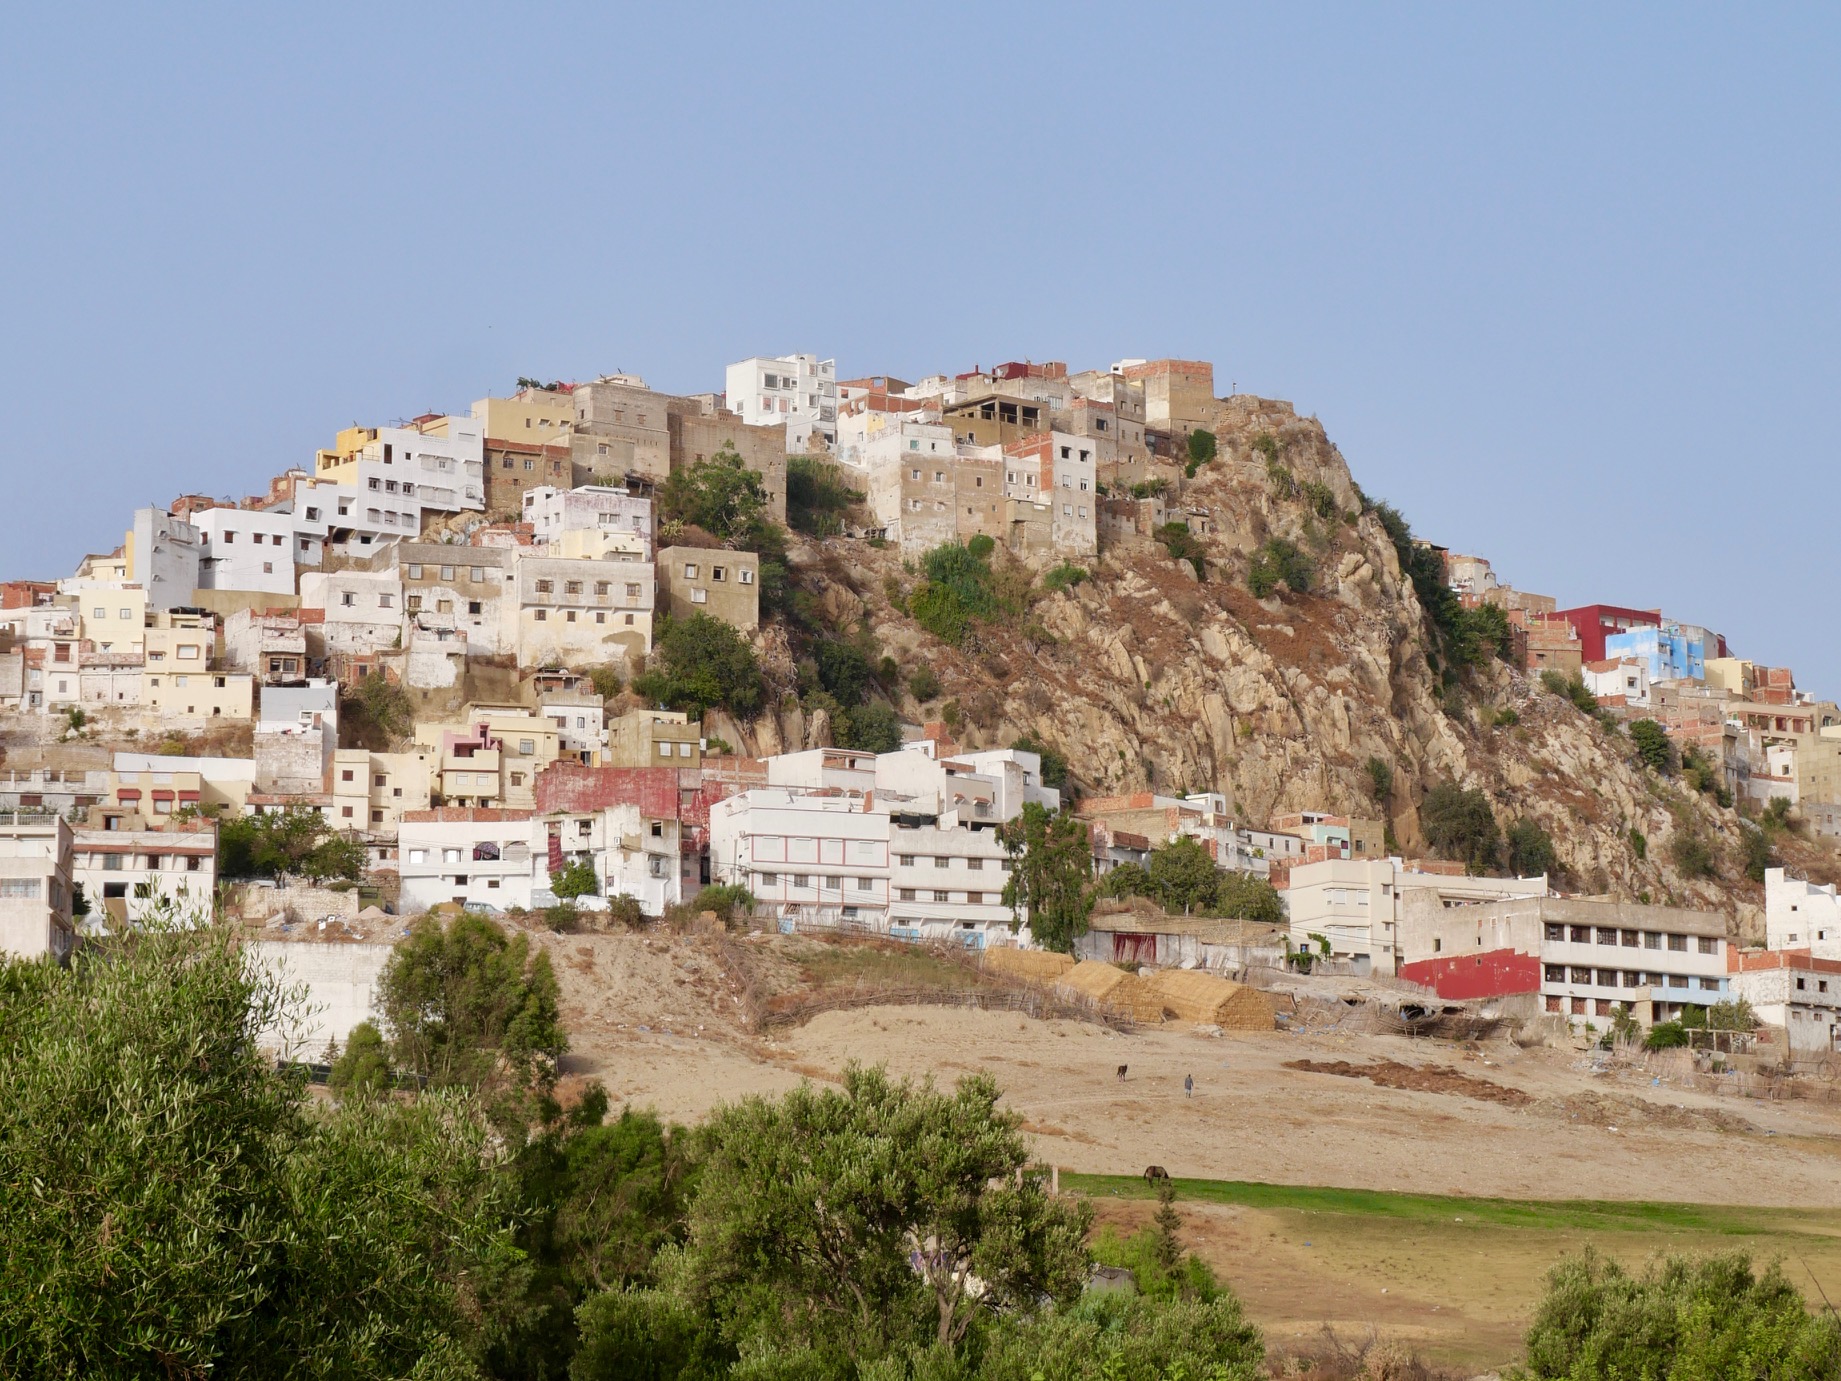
1605,623,1705,684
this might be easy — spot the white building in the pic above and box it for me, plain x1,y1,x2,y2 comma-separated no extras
1728,949,1841,1054
194,507,306,596
512,553,653,671
398,809,536,914
1284,858,1548,976
127,508,203,611
522,485,655,560
1397,894,1732,1026
533,804,687,916
298,569,405,655
0,814,77,962
1764,867,1841,960
726,353,837,452
72,827,216,927
710,789,892,933
1582,657,1651,709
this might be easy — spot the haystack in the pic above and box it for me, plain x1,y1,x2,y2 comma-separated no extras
1142,969,1276,1031
983,947,1076,983
1053,960,1166,1022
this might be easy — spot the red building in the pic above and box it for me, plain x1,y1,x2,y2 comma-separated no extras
1553,604,1662,664
1399,949,1542,1001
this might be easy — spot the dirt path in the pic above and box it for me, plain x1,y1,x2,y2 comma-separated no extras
537,930,1841,1208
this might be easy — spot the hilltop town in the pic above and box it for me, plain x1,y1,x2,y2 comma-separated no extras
1,349,1838,1065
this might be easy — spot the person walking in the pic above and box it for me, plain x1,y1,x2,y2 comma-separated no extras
1184,1073,1194,1098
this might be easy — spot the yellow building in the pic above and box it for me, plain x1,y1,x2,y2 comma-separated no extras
76,585,149,657
415,709,560,810
474,388,577,442
142,610,216,670
553,528,649,561
333,749,435,831
141,669,254,721
607,708,703,768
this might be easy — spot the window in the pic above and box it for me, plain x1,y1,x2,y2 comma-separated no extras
933,890,951,903
856,877,874,890
341,592,356,608
1667,934,1687,952
658,742,672,758
535,580,553,594
1569,926,1589,943
899,888,917,901
407,564,423,579
1543,964,1564,982
899,855,916,866
341,769,355,782
1698,977,1720,992
792,874,809,888
409,849,426,864
1621,930,1638,947
691,588,707,604
1596,928,1618,945
0,879,41,899
378,594,393,608
935,856,950,868
1570,966,1592,984
564,581,582,595
683,563,698,579
533,609,547,621
1643,932,1661,950
1697,936,1717,954
625,582,640,598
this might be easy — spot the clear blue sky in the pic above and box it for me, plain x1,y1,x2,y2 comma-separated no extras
3,7,1836,685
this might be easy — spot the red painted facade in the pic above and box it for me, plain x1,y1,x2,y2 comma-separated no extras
1553,604,1662,663
533,759,769,845
1399,948,1541,1001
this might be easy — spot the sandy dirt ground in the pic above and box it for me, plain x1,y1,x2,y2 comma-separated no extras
540,929,1841,1208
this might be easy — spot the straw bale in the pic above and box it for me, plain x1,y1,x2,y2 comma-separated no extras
1142,969,1276,1031
1054,961,1166,1022
983,947,1077,983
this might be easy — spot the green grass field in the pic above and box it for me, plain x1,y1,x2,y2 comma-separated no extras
1062,1171,1841,1238
1066,1172,1841,1372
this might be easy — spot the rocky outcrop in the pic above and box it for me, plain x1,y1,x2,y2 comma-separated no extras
750,399,1767,916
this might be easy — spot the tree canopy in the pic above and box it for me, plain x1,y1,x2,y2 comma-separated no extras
998,803,1093,953
1420,783,1501,874
378,912,566,1103
0,925,514,1379
634,613,765,718
217,804,364,883
655,1065,1089,1366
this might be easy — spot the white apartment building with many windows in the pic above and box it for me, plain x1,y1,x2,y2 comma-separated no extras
726,353,837,452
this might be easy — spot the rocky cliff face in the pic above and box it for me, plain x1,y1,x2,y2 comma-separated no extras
721,400,1771,924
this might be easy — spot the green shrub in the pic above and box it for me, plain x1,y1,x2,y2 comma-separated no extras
1521,1249,1841,1379
1421,783,1500,872
1299,478,1338,519
1629,827,1647,859
785,455,863,537
1042,561,1089,593
1670,832,1717,879
549,858,599,901
692,884,755,923
1505,818,1558,879
1155,523,1206,580
1630,719,1678,774
1246,538,1311,598
907,666,941,702
633,613,763,717
1185,429,1217,467
835,701,901,753
1010,734,1069,790
328,1020,393,1097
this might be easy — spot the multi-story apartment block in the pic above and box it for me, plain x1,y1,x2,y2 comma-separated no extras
0,814,77,962
332,748,435,834
72,826,216,927
395,545,515,656
1002,432,1098,558
125,508,203,611
1398,895,1731,1027
522,485,655,559
194,506,309,595
726,353,837,452
512,553,653,670
1284,858,1548,976
569,375,673,481
398,808,536,913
